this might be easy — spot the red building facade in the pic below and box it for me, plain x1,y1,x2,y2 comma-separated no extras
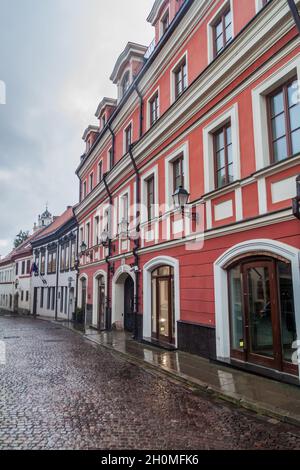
75,0,300,384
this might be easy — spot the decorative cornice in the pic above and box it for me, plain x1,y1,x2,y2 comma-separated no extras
110,42,148,84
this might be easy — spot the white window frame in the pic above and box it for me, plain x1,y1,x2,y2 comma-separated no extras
170,51,188,104
118,187,131,226
146,87,160,130
141,165,159,224
159,5,170,40
255,0,270,13
107,147,113,170
123,120,133,155
97,160,103,184
164,142,190,208
89,172,94,193
252,55,300,171
207,0,234,63
93,214,100,246
118,67,132,101
203,103,240,194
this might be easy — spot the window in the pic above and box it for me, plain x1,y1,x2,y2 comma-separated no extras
213,8,232,57
40,253,45,275
101,115,106,129
21,261,25,275
122,194,129,224
214,123,233,188
89,173,94,192
108,148,113,169
26,291,29,302
268,77,300,163
146,176,155,221
98,160,103,183
161,10,169,37
173,155,184,191
124,124,132,154
48,251,57,274
15,263,18,275
174,60,187,100
61,246,65,271
40,288,44,308
174,59,187,99
149,93,159,126
70,240,76,269
122,71,130,97
83,181,87,200
86,223,90,248
94,216,100,245
26,260,30,274
65,243,69,270
21,291,24,301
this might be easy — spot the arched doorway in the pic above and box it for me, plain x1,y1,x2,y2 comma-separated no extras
151,266,175,344
112,266,135,332
96,275,106,330
143,256,180,347
214,239,300,379
228,256,297,374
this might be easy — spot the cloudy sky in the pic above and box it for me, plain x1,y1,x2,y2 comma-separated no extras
0,0,154,256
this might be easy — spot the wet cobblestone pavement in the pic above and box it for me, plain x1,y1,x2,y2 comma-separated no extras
0,315,300,450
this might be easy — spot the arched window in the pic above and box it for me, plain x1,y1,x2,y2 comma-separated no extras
228,256,297,375
151,266,174,344
121,71,130,97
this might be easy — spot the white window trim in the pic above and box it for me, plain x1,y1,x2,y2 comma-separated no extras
93,212,100,246
146,87,160,130
203,103,240,194
97,160,103,184
141,165,159,224
159,4,171,40
214,239,300,382
89,172,94,193
255,0,269,13
164,142,190,208
170,51,188,105
123,120,133,156
118,187,131,225
143,256,180,347
118,66,132,102
252,55,300,172
207,0,234,63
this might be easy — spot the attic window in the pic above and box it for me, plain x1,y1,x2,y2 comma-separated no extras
122,71,130,97
161,10,169,37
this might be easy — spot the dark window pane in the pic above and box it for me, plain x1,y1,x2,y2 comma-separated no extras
270,91,284,116
272,113,286,139
289,104,300,132
227,144,233,164
291,129,300,155
215,131,224,151
273,136,288,161
217,168,226,188
288,81,298,107
216,149,225,169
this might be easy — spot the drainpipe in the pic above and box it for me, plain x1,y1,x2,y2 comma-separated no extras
108,123,115,169
74,225,79,322
287,0,300,35
129,145,140,340
134,83,144,138
54,241,60,321
103,172,113,330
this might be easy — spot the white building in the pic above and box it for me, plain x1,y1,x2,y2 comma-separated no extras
30,207,78,320
0,256,14,313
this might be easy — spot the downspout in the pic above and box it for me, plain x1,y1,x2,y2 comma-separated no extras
54,241,59,321
108,123,115,169
103,172,113,330
287,0,300,35
74,225,79,322
134,82,144,138
128,145,141,340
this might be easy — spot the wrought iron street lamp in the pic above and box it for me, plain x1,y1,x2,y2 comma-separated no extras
80,241,87,254
101,229,110,247
172,185,190,213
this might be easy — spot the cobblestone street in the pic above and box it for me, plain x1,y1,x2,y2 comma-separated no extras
0,315,300,450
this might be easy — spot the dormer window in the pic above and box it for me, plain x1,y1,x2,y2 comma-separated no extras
161,10,169,37
122,71,130,97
